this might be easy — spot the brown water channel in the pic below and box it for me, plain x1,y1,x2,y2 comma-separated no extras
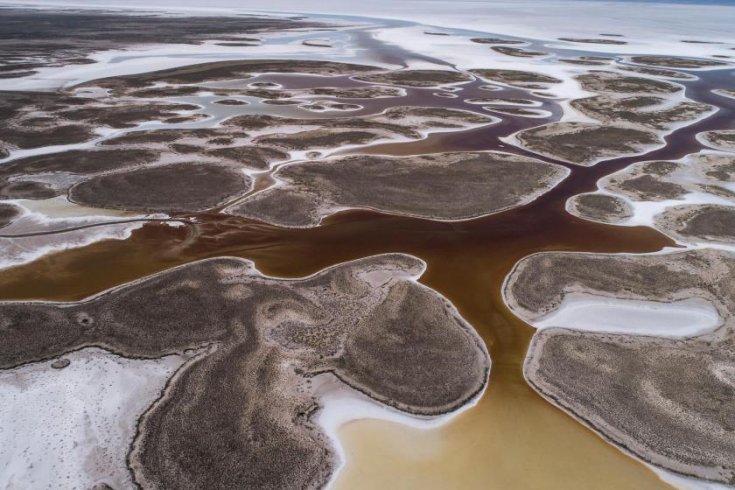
2,32,734,488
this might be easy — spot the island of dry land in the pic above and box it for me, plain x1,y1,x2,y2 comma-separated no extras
700,129,735,152
558,37,627,45
656,204,735,245
504,249,735,485
228,151,568,227
0,253,490,489
469,68,562,88
568,153,735,243
514,122,661,166
491,46,548,58
68,162,252,213
513,71,714,165
354,69,472,87
566,193,633,223
630,55,729,69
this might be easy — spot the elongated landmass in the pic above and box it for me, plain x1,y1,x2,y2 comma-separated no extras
630,55,729,69
0,253,489,489
228,151,568,227
504,249,735,484
354,69,472,87
514,122,660,166
68,162,252,213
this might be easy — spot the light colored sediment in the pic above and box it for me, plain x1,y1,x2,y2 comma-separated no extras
0,254,489,489
0,219,146,269
504,249,735,485
608,154,735,203
227,151,569,227
533,293,721,337
0,9,328,88
491,46,548,58
315,369,487,489
0,195,166,270
0,347,190,490
652,465,735,490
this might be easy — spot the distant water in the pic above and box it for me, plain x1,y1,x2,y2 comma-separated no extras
597,0,735,5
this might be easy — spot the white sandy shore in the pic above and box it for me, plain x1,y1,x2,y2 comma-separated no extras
0,197,179,270
651,465,735,490
0,347,188,489
316,369,486,489
620,191,734,228
534,293,722,338
0,220,145,269
3,196,142,229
